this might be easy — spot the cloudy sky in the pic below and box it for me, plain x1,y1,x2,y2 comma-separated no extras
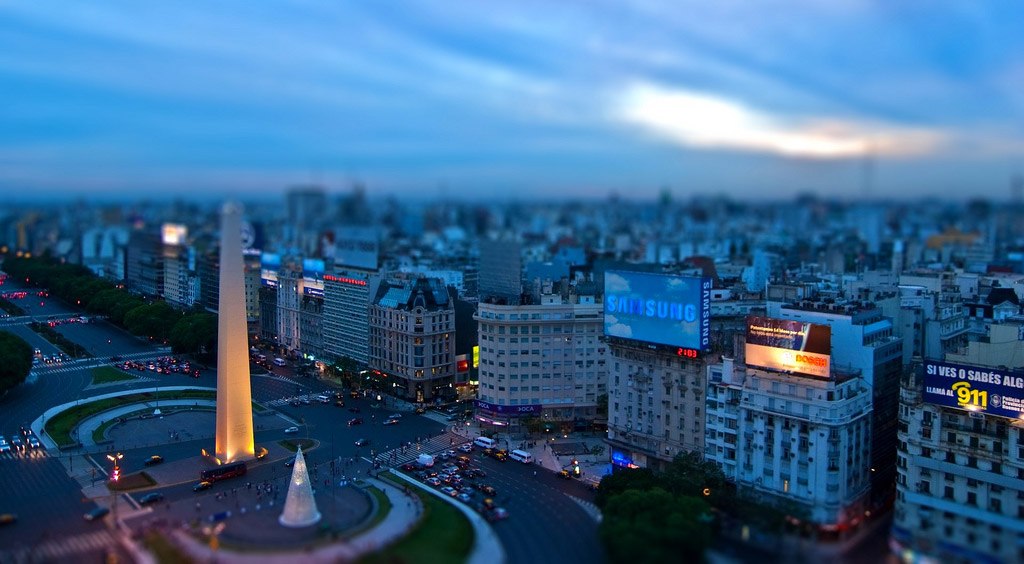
1,1,1022,200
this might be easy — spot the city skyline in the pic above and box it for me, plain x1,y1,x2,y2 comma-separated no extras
2,1,1022,201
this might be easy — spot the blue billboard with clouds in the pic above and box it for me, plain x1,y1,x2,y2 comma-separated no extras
604,270,711,351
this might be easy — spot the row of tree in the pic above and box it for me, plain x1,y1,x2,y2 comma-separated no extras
596,452,802,562
0,330,33,396
2,254,217,360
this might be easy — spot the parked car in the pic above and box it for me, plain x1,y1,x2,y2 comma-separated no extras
144,455,164,466
84,507,110,521
284,426,299,434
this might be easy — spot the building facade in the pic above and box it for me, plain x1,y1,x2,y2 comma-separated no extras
474,290,607,431
369,277,456,402
705,359,873,530
322,270,378,367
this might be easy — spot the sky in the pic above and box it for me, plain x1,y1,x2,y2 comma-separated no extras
1,1,1022,201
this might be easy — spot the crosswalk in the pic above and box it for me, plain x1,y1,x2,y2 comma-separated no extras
0,447,50,461
369,431,473,467
264,391,324,407
32,351,166,375
0,529,117,563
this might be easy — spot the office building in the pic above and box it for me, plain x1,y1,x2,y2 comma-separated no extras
479,239,522,301
368,277,456,402
474,285,606,432
323,270,379,367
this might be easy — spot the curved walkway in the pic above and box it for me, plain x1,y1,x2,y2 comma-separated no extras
32,386,217,451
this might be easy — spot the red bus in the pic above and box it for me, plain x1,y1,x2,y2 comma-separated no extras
200,461,247,482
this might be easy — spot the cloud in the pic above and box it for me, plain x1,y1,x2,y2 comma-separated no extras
616,82,948,159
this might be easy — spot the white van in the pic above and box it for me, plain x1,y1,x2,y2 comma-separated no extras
417,454,435,468
509,449,533,464
273,357,287,367
316,394,330,403
473,436,496,449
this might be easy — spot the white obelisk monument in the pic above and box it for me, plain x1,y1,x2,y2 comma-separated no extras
214,202,255,463
279,447,322,527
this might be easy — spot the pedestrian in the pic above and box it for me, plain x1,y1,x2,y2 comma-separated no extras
195,501,200,512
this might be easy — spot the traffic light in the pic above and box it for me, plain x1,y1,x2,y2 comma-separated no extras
112,466,120,482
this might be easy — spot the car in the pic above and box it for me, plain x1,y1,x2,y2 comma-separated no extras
481,498,496,511
424,477,441,486
27,437,40,449
387,413,402,419
348,418,363,426
208,510,232,523
488,507,509,522
440,486,458,497
284,426,300,434
477,485,497,496
291,400,301,407
415,407,426,414
144,455,164,466
557,470,572,479
193,481,213,492
84,507,110,521
301,398,312,405
10,438,23,452
255,446,268,460
333,392,343,399
284,457,296,467
445,414,461,422
457,492,472,504
354,438,370,447
457,455,471,465
349,391,360,399
334,400,345,407
348,407,361,413
400,462,417,471
139,492,165,505
382,418,399,426
0,513,16,526
457,444,473,453
472,469,487,478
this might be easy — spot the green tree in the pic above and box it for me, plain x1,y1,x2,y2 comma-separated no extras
0,331,33,395
594,467,659,508
169,313,218,357
124,302,181,341
600,488,711,563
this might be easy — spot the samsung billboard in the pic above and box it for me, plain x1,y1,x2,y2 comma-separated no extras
745,316,832,378
923,360,1024,419
603,271,711,351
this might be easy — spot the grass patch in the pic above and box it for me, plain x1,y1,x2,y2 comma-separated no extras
359,477,474,564
143,529,193,564
46,389,216,447
28,322,92,358
252,401,269,414
278,438,314,452
341,485,392,540
107,471,155,491
0,297,25,317
90,365,136,385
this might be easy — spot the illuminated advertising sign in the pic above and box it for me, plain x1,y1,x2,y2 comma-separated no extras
161,223,187,246
472,345,479,368
474,399,541,415
745,316,832,378
603,271,711,351
260,253,280,287
923,360,1024,418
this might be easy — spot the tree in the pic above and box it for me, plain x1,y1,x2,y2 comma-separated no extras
594,467,659,509
0,331,33,395
169,313,218,357
600,488,711,563
124,302,180,341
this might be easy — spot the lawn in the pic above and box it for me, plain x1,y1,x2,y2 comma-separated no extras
359,475,474,564
278,438,315,452
341,485,392,540
107,471,155,491
90,366,136,385
143,530,193,564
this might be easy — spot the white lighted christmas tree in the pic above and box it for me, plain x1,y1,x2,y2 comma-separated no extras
279,446,322,527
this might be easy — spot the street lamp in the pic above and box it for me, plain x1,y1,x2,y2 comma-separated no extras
107,452,123,527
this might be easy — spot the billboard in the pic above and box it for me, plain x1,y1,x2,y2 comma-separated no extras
474,399,541,415
745,316,832,378
923,360,1024,419
260,252,280,287
323,227,379,270
603,271,711,351
161,223,187,246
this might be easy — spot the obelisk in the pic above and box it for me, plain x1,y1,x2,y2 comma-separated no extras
214,202,255,463
279,447,322,527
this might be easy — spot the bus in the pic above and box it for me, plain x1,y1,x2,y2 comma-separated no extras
200,461,247,482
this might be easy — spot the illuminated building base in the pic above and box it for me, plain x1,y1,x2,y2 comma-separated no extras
214,202,256,462
279,447,321,527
